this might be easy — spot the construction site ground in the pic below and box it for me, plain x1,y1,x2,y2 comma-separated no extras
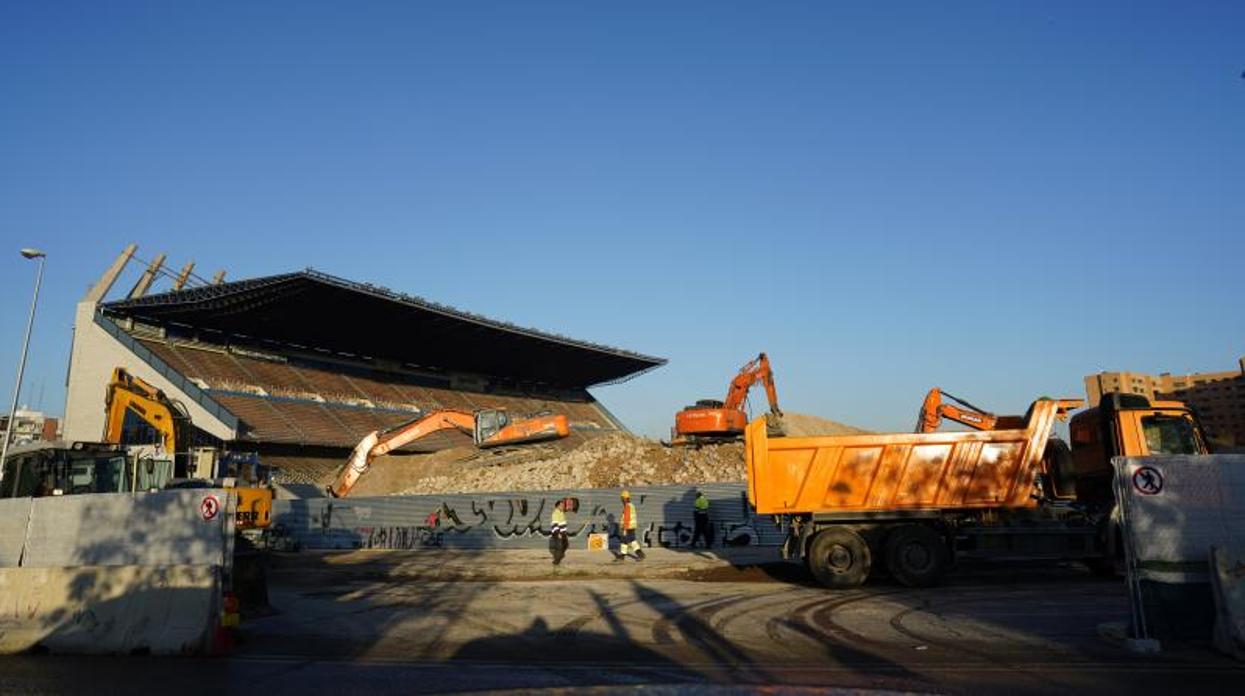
1,552,1238,694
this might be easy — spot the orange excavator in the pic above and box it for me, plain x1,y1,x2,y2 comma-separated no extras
672,353,783,445
914,387,1026,433
328,408,569,498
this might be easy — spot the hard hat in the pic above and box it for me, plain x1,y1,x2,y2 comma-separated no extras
620,490,631,499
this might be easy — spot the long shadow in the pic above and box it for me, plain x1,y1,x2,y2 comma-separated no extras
446,588,703,687
248,547,493,664
628,580,773,682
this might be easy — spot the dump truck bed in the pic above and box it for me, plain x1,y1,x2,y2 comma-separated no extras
745,399,1070,515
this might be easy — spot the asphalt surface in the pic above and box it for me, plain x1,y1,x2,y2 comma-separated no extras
1,551,1240,695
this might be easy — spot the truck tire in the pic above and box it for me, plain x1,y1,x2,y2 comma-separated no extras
807,527,872,588
1087,511,1124,578
885,524,949,588
1041,438,1077,499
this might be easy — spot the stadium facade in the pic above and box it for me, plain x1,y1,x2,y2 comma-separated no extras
63,247,665,482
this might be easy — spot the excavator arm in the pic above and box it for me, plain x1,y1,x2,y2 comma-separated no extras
372,410,476,457
915,388,1034,433
722,353,782,417
328,408,570,498
329,410,476,498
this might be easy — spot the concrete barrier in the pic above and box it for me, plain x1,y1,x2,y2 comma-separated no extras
0,489,236,655
0,564,219,655
1115,455,1245,642
0,498,32,566
1211,545,1245,660
273,483,784,551
4,489,235,568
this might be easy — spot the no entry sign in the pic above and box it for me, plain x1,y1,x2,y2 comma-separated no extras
200,494,221,521
1132,466,1164,496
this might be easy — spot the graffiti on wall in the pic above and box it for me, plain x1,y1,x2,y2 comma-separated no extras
288,486,780,551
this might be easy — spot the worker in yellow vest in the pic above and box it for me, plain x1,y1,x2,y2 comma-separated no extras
616,490,645,561
549,499,569,565
691,490,712,548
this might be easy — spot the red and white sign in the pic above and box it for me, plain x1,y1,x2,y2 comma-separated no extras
200,494,221,521
1132,466,1164,496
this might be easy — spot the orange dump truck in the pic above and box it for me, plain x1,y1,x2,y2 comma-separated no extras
746,393,1210,588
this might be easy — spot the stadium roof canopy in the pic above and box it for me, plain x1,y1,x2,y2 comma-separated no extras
101,270,665,388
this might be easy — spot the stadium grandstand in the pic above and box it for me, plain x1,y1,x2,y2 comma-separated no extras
62,245,665,487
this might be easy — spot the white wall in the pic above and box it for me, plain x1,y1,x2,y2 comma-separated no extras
62,301,235,442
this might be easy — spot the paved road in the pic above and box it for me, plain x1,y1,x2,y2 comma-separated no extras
1,553,1240,694
231,553,1240,694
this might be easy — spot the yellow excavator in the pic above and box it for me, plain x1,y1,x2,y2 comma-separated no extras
103,367,272,530
328,408,570,498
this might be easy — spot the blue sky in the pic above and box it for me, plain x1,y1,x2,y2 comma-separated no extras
1,1,1242,438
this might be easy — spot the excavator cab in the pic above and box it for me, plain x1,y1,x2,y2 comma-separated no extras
117,404,168,448
473,409,511,445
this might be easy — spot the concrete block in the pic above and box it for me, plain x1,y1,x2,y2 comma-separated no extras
21,489,233,568
1211,545,1245,661
0,564,219,655
0,498,33,566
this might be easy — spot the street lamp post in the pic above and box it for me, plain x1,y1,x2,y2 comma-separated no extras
0,249,47,484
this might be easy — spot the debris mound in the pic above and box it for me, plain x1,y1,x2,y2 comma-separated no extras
406,433,745,495
290,410,868,496
780,412,871,437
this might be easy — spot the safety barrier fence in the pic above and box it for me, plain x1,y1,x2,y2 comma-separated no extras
1115,454,1245,651
0,489,234,655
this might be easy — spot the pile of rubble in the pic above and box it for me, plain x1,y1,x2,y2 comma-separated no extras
405,433,743,495
390,411,867,496
269,412,870,497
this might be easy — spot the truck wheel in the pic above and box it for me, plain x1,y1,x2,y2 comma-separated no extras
807,527,871,588
1041,438,1077,499
885,524,949,588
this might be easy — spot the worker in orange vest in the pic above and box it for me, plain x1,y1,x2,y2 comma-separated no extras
616,490,645,561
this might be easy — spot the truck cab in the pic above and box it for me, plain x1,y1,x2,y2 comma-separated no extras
1068,392,1209,505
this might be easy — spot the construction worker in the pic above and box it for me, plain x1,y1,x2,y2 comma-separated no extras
549,499,569,565
691,490,712,548
616,490,645,561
